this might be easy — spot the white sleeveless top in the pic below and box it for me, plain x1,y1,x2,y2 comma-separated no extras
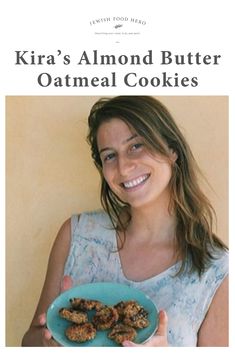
63,210,228,347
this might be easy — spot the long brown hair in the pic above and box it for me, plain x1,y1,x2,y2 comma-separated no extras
87,96,227,276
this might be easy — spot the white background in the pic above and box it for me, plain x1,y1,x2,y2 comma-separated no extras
1,0,234,351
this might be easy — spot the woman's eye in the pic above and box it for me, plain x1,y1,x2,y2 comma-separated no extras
131,143,143,151
103,152,116,162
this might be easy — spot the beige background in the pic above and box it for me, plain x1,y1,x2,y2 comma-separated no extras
6,96,228,346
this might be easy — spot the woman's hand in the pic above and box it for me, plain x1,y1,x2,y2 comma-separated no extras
122,310,168,347
38,275,73,346
38,313,61,346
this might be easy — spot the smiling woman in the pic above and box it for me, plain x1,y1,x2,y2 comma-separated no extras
20,96,228,347
96,118,175,210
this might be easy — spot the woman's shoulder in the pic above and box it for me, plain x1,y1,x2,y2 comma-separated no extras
210,246,228,266
71,209,112,229
203,247,229,281
67,210,116,256
184,247,228,284
47,218,72,271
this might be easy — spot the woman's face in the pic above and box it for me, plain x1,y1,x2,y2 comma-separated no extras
97,118,176,210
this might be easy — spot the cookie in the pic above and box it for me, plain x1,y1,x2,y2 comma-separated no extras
92,306,119,330
123,315,149,328
65,323,96,342
69,298,104,311
59,308,88,324
122,301,149,328
108,323,137,344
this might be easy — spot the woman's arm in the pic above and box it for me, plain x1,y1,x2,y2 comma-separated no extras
197,275,229,347
22,218,72,346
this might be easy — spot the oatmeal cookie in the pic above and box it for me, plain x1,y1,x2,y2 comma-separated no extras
108,323,137,344
123,314,149,328
65,323,96,342
122,301,144,316
115,301,149,328
123,302,149,328
59,308,88,324
92,306,119,330
114,300,149,328
69,298,104,311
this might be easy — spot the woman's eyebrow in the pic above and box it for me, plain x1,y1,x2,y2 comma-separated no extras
99,134,138,155
124,134,138,143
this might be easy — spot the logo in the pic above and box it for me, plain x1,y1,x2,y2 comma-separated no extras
89,16,147,42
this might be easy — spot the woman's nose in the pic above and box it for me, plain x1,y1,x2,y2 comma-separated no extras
117,155,136,176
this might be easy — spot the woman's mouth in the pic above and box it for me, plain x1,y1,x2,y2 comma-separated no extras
121,173,150,190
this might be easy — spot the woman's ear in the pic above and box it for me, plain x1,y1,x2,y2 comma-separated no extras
169,149,178,162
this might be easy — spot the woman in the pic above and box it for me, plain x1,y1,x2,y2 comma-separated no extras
22,96,228,347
